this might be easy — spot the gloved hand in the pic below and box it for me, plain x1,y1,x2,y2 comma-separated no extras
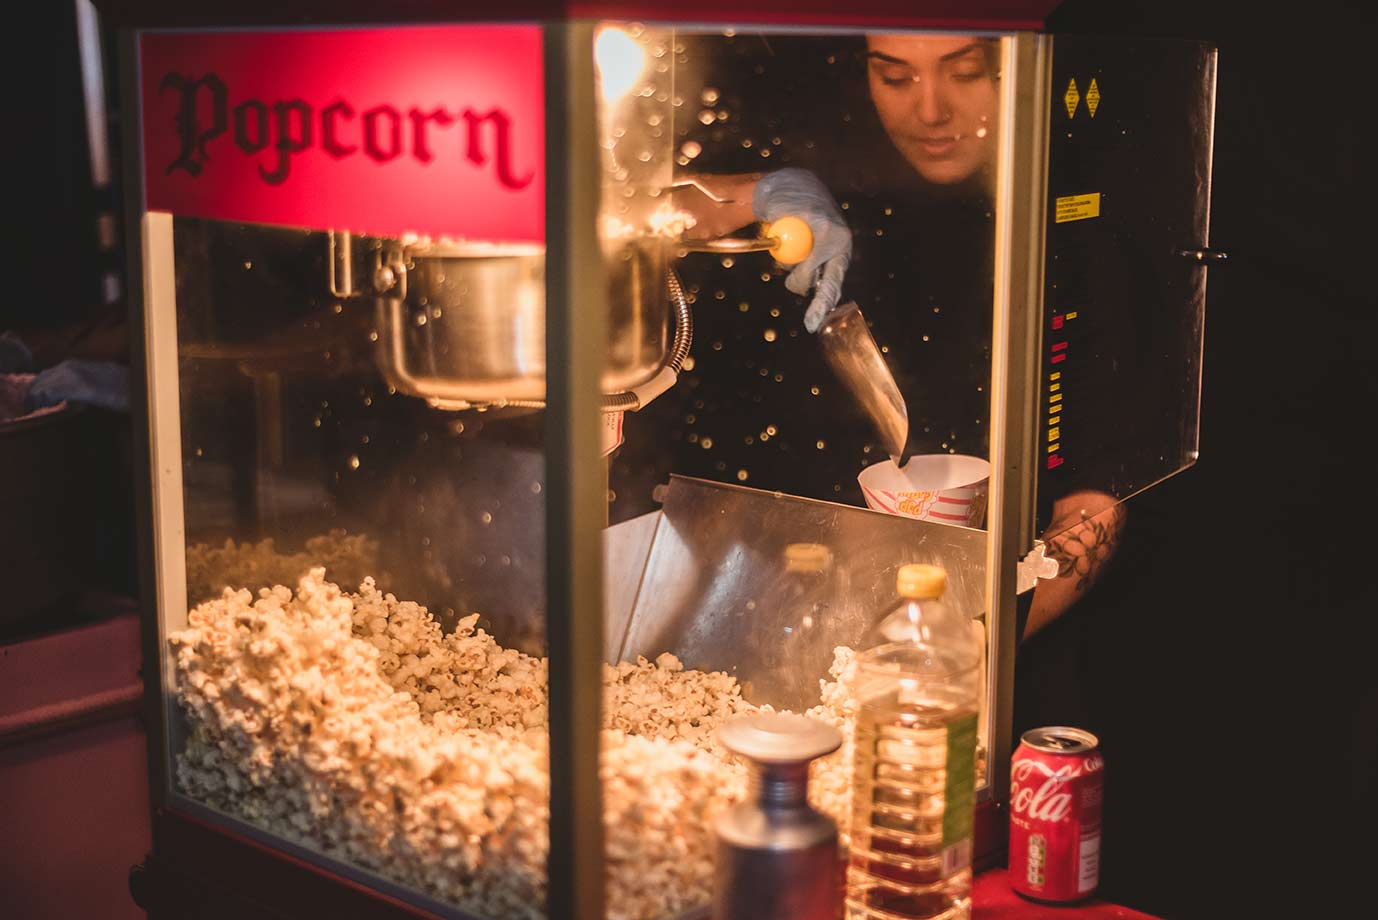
752,169,853,333
23,359,130,413
0,331,33,373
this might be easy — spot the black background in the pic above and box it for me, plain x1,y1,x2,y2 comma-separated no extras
22,2,1376,918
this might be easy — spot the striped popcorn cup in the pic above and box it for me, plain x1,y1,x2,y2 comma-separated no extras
857,455,990,528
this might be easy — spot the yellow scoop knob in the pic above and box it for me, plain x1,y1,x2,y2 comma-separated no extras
764,215,814,266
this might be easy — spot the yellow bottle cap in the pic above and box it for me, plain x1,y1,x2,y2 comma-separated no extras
784,542,832,573
896,564,946,599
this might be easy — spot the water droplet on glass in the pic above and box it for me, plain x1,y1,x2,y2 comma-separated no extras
763,329,777,342
243,261,252,270
480,511,493,525
681,140,702,158
637,150,652,162
712,340,723,351
770,308,780,318
701,87,720,104
737,469,749,481
369,330,379,342
449,420,465,435
415,313,428,326
738,302,750,313
922,335,930,342
810,386,820,395
760,273,772,282
682,356,695,371
746,600,757,610
714,290,726,300
766,425,778,436
760,148,771,158
701,437,714,449
816,440,826,449
348,455,360,470
698,109,716,125
741,138,753,148
333,303,343,314
531,481,543,494
716,109,729,122
720,256,734,268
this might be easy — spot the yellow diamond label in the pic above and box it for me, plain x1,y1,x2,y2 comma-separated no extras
1086,78,1101,118
1064,78,1080,119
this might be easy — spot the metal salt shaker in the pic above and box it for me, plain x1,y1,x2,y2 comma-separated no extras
713,712,843,920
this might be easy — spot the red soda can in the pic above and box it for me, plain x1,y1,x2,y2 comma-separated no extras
1008,726,1104,902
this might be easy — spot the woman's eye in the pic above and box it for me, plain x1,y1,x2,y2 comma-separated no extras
872,66,913,86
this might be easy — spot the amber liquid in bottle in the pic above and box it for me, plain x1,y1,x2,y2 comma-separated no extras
845,694,976,920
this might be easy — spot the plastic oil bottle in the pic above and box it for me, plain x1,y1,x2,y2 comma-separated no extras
845,564,982,920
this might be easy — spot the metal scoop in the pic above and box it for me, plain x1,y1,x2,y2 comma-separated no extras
816,301,909,463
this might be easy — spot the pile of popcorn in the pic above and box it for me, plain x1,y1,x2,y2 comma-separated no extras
183,529,379,606
170,568,859,920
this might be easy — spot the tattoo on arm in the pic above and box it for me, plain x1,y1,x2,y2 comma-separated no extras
1046,508,1123,592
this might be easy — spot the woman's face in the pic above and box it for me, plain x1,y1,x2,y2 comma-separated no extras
865,35,999,186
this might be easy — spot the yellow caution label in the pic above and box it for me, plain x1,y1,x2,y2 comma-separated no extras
1064,78,1080,119
1055,193,1101,224
1049,383,1061,393
1049,415,1061,426
1048,442,1061,453
1048,427,1060,442
1087,78,1101,118
1065,311,1078,321
1050,371,1062,381
1050,394,1062,404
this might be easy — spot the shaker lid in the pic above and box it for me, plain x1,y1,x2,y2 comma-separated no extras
718,713,841,764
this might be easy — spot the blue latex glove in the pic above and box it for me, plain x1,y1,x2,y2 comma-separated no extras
0,331,33,372
24,359,130,413
753,168,853,333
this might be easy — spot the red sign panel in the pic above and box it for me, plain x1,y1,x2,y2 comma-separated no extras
140,26,545,243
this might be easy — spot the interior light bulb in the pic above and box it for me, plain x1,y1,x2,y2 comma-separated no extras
595,28,646,103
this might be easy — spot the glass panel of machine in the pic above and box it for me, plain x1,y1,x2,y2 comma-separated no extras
600,26,1004,920
169,214,553,916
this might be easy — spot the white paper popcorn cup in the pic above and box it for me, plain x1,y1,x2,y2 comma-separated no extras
857,454,990,528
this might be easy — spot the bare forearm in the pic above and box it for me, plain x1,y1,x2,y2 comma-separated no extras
1024,492,1126,639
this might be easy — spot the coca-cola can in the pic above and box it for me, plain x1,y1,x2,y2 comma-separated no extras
1008,726,1104,903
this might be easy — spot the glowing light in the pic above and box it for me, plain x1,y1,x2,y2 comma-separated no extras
595,28,646,103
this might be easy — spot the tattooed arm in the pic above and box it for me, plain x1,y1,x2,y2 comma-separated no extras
1023,491,1127,639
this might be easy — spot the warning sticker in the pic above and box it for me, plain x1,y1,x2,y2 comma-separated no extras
1086,78,1101,118
1055,193,1101,224
1064,78,1080,119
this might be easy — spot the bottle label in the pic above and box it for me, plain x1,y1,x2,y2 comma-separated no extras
941,712,979,854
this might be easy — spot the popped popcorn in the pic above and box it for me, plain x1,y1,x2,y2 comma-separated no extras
170,567,856,920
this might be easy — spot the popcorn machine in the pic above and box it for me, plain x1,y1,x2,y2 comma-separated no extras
114,2,1218,918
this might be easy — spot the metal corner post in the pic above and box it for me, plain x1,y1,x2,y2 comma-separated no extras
544,19,607,920
118,24,173,822
987,31,1051,807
